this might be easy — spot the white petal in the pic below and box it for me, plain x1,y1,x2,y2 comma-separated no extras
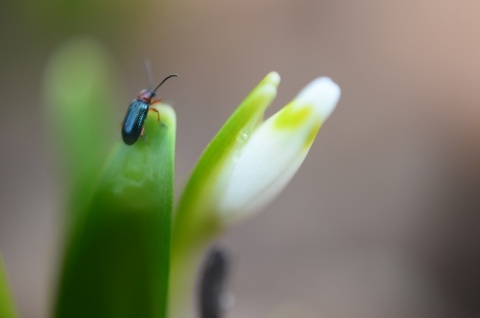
295,77,341,120
217,123,307,223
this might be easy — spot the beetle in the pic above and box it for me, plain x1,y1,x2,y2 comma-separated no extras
121,73,178,145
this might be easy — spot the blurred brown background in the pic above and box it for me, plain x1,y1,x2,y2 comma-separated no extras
1,1,480,317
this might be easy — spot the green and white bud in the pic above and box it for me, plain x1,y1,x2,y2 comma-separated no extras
169,72,340,318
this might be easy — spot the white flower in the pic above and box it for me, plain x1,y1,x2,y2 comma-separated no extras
172,72,340,239
215,75,341,224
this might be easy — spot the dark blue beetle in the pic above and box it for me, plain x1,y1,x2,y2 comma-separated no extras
121,74,178,145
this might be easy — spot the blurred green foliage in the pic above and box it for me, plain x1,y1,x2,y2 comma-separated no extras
44,38,117,224
13,0,153,46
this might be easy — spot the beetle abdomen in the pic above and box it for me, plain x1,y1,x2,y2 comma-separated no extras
121,100,149,145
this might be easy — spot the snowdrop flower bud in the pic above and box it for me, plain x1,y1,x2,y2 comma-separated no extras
170,72,340,318
216,76,340,224
172,71,340,249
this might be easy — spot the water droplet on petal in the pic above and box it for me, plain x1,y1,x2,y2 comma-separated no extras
236,130,249,143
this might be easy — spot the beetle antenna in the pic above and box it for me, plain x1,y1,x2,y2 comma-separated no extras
144,60,153,89
153,74,178,92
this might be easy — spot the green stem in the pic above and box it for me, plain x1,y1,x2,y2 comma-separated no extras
169,243,204,318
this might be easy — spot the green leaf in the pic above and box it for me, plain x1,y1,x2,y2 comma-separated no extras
44,37,117,224
54,105,176,318
0,255,18,318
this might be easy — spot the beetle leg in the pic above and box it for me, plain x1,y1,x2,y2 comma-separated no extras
140,125,145,137
151,98,163,104
149,107,161,121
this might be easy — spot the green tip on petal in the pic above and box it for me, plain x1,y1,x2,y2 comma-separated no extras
294,77,341,121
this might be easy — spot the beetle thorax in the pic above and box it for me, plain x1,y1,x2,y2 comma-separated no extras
137,89,155,103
